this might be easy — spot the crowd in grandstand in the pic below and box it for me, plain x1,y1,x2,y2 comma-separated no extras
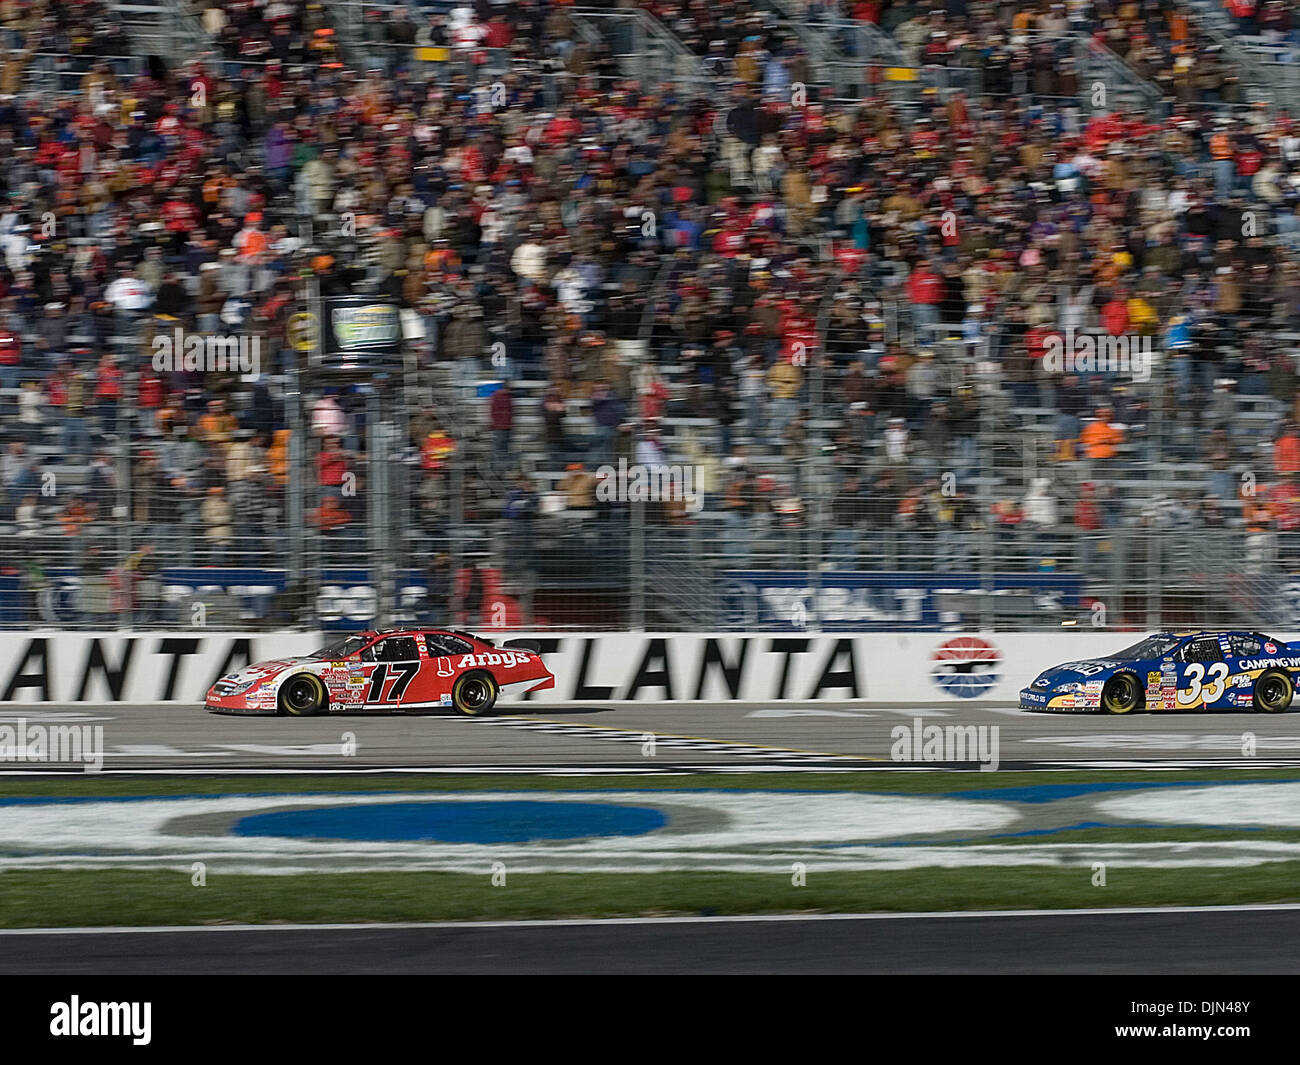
1,0,1300,625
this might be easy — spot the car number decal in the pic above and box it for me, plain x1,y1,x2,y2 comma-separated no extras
1177,662,1229,706
366,663,421,702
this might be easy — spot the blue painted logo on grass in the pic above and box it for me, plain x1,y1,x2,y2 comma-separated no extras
231,800,668,844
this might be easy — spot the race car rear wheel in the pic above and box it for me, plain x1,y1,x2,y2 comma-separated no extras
280,674,327,716
452,672,498,717
1254,670,1294,713
1101,673,1142,714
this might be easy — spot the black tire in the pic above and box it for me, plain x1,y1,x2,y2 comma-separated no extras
280,673,327,716
1101,673,1142,714
451,671,498,716
1254,670,1294,713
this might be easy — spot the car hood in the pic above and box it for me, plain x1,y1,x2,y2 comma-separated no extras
1035,660,1123,685
216,657,313,686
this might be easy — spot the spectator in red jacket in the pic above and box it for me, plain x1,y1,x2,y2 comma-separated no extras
907,259,945,342
0,320,20,391
318,437,349,499
1275,422,1300,476
1101,291,1131,336
489,382,514,470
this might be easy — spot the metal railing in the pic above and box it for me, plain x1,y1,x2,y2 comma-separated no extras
1,304,1293,634
569,7,712,90
5,256,1286,631
1184,20,1285,107
114,1,207,63
751,15,1166,115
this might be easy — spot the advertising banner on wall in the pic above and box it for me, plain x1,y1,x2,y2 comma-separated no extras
1,570,1092,633
0,630,1171,706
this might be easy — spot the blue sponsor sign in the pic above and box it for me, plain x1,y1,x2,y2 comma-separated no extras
719,571,1085,631
0,568,431,631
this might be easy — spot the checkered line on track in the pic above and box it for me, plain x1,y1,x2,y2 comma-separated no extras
477,717,861,763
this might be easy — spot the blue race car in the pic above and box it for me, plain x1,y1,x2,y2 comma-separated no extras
1020,631,1300,714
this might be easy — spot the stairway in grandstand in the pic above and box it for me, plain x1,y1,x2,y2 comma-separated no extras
1073,36,1165,116
757,1,1164,115
567,6,712,89
418,362,518,519
1181,0,1298,108
109,0,206,65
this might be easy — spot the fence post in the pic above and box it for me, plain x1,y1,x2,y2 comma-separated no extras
286,345,304,622
367,388,389,631
117,358,135,630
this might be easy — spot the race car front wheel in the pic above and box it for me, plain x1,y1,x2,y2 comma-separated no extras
1101,673,1142,714
452,672,498,717
1254,670,1294,713
280,674,327,716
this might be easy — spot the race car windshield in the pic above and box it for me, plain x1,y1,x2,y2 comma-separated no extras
310,635,371,659
1111,636,1182,660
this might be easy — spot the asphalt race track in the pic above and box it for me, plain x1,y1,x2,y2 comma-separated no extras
7,700,1300,770
4,905,1300,974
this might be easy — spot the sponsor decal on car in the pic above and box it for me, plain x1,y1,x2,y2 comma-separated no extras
1056,660,1115,676
1241,656,1300,670
454,651,533,669
1265,642,1278,654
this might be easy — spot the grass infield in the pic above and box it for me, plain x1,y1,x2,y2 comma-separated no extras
0,769,1298,926
3,866,1300,928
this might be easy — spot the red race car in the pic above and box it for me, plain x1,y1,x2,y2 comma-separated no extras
204,629,555,717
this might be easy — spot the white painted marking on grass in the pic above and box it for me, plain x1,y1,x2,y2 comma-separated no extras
0,790,1020,874
1099,781,1300,828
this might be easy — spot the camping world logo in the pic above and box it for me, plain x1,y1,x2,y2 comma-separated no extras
930,636,1001,699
